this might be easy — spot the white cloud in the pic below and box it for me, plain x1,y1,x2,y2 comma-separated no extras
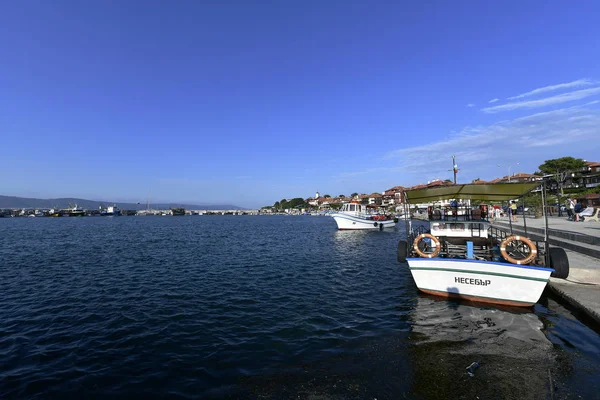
481,87,600,113
346,102,600,185
466,103,475,107
488,98,499,103
507,78,595,100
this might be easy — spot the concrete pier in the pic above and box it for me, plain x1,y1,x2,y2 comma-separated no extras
492,216,600,324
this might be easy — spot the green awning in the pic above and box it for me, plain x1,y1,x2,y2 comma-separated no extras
405,182,539,203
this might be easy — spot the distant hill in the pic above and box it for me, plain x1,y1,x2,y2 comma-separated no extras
0,195,243,210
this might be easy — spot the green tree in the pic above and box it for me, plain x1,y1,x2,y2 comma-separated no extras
287,197,307,209
273,201,280,210
350,192,358,197
280,199,289,210
338,194,345,198
538,157,586,196
324,194,331,198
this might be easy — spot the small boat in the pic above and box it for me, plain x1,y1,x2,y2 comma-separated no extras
47,208,61,217
331,200,397,230
100,205,121,216
170,207,186,216
397,181,569,307
68,204,86,217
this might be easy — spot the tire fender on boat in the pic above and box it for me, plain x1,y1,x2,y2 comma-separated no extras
413,233,441,258
373,221,378,227
548,247,569,279
499,235,537,265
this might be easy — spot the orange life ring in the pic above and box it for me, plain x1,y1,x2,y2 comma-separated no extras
413,233,441,258
499,235,537,265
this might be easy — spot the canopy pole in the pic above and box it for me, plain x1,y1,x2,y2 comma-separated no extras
541,180,549,242
403,192,411,239
541,180,550,266
507,200,513,235
522,196,528,236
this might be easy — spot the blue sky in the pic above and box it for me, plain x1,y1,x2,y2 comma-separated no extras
1,1,600,208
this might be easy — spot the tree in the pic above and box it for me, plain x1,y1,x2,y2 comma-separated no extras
273,201,280,210
471,178,481,183
538,157,586,196
324,194,331,198
350,192,358,197
287,197,306,209
338,194,345,198
444,179,453,183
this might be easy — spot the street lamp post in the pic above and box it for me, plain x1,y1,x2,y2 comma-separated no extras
497,162,520,182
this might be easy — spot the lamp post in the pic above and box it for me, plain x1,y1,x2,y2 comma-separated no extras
450,155,459,184
497,162,519,182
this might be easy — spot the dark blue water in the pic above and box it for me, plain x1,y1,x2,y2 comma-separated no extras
1,216,599,399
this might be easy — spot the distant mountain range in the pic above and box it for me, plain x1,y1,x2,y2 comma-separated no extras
0,195,242,210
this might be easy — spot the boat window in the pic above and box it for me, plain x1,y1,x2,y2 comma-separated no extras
432,223,446,231
449,223,464,231
349,204,355,212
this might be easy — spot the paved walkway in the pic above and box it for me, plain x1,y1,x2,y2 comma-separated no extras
491,215,600,325
493,215,600,238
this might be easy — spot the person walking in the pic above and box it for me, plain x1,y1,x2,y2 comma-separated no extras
566,197,575,219
510,201,518,222
574,200,583,222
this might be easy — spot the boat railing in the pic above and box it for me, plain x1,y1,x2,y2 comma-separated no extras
488,225,548,263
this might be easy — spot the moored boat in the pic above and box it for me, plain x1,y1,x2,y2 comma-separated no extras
100,205,121,216
397,182,569,307
332,201,397,230
68,204,86,217
170,207,186,216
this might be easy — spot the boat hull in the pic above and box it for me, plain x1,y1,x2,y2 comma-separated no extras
332,214,396,230
406,258,553,307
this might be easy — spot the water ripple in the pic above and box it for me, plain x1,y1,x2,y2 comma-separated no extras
0,216,413,398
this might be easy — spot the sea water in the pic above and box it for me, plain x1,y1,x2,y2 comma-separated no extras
1,215,599,398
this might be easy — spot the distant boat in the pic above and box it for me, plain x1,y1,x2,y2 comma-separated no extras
100,205,121,216
68,204,86,217
170,207,186,216
331,201,397,230
47,208,61,217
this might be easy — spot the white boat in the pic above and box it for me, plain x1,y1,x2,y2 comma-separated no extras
397,182,569,307
332,201,397,230
101,205,120,216
68,204,86,217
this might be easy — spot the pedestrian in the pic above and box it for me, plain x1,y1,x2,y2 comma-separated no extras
510,201,518,222
566,197,575,219
574,200,583,222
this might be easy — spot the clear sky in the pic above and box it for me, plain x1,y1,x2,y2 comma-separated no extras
1,1,599,208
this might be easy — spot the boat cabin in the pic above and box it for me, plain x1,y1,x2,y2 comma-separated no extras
427,203,490,239
340,202,368,215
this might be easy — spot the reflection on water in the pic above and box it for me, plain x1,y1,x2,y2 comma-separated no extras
412,294,550,347
409,294,557,399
